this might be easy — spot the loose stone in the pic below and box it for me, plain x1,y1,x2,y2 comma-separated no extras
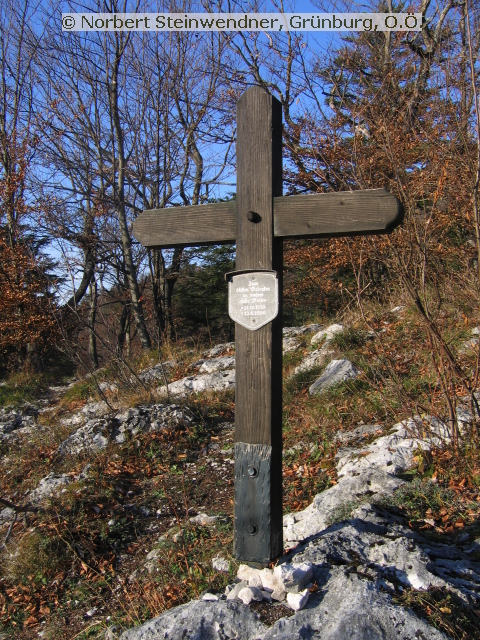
274,563,314,593
237,586,264,605
286,588,310,611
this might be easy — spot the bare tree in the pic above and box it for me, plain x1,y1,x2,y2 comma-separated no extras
38,0,153,348
0,0,44,247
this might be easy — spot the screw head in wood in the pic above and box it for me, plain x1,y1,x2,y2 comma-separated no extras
248,466,258,478
247,524,258,535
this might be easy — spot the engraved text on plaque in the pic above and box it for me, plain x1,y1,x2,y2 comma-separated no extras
227,271,279,331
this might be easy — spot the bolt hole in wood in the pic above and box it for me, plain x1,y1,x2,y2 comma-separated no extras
132,86,404,563
247,210,262,223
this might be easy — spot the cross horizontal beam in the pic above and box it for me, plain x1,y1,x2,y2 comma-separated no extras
133,189,403,249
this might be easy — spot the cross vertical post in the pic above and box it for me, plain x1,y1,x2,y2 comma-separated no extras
234,87,283,563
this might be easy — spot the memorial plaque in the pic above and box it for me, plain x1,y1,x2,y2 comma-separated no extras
227,270,278,331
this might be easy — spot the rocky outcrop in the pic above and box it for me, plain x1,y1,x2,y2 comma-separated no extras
291,502,480,602
27,472,72,504
282,336,303,353
158,370,235,397
120,563,450,640
283,324,322,338
199,356,235,374
154,324,348,397
310,323,344,345
60,401,110,428
309,358,361,395
284,418,427,543
57,404,195,457
294,347,335,375
120,410,479,639
120,600,266,640
203,343,235,358
138,361,177,384
293,323,345,375
334,423,384,446
0,404,39,442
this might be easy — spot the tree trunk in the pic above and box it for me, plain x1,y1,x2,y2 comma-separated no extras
109,36,151,350
88,279,99,370
117,301,129,355
149,248,166,343
165,248,182,341
66,246,96,310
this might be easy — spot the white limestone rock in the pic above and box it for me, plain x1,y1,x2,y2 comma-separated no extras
336,420,429,480
459,337,479,353
138,361,177,384
291,502,480,605
282,324,322,338
58,405,195,456
334,424,384,446
259,568,283,593
235,566,288,600
237,564,268,588
57,418,110,455
293,322,346,375
286,589,309,611
237,586,264,605
98,382,118,393
237,564,261,583
0,507,15,525
226,580,248,600
248,573,263,589
309,359,361,395
28,472,72,504
456,406,472,428
294,347,334,375
158,370,235,397
203,343,235,358
212,555,230,573
189,513,218,526
274,563,313,593
310,323,344,345
0,405,38,442
199,356,235,374
390,305,405,314
119,599,266,640
145,547,162,562
283,468,405,544
283,337,302,353
81,400,110,420
120,569,450,639
59,400,110,430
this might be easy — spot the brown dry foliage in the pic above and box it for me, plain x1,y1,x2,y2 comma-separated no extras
0,233,59,371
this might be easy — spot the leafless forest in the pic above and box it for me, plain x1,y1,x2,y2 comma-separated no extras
0,0,477,377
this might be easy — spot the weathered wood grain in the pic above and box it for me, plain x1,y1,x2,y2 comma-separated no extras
132,190,402,249
132,202,235,248
234,86,283,563
274,189,404,238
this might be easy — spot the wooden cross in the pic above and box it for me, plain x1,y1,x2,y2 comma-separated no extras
133,86,403,564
